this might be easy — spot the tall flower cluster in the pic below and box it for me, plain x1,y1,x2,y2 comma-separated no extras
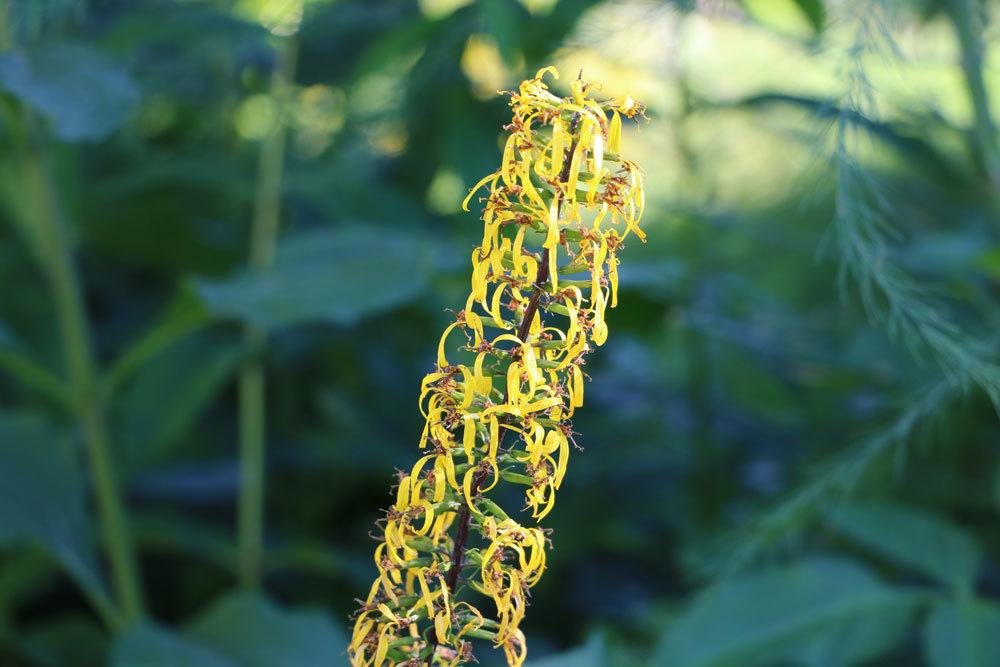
349,67,647,667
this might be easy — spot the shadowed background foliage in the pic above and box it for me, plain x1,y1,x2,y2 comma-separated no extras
1,0,1000,665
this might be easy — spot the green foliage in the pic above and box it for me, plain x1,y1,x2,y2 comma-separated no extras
0,413,111,617
112,331,245,476
0,44,138,141
924,600,1000,667
194,227,436,329
0,0,999,665
826,502,981,594
654,559,918,667
111,592,348,667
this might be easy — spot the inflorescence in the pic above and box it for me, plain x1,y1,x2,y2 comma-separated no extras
349,66,648,667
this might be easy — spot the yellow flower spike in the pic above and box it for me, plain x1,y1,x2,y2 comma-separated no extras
351,68,648,667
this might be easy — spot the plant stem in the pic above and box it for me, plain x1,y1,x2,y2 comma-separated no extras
428,114,580,664
20,118,144,623
442,248,551,594
237,38,296,589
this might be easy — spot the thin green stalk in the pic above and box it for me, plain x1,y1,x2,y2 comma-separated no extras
237,38,296,589
947,0,1000,186
18,119,144,622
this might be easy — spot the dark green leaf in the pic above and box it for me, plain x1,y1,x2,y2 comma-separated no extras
0,412,110,611
111,624,235,667
112,332,244,476
923,600,1000,667
826,502,980,593
188,591,349,667
653,559,917,667
0,44,138,141
111,592,349,667
788,597,913,667
194,227,435,329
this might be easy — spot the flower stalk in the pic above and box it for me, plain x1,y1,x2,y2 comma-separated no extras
349,67,647,667
14,112,143,626
237,38,297,589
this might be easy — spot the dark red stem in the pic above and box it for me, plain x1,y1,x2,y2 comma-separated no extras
427,113,580,665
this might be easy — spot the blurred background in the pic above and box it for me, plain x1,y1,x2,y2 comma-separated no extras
2,0,1000,665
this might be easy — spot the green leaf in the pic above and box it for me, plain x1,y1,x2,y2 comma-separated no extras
0,412,111,612
652,559,917,667
194,227,435,330
3,1,84,44
112,331,244,476
110,592,349,667
527,636,604,666
111,624,235,667
0,44,139,141
923,600,1000,667
826,502,980,593
787,598,913,667
188,591,348,667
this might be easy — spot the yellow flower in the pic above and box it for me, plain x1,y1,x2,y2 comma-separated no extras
349,66,648,666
